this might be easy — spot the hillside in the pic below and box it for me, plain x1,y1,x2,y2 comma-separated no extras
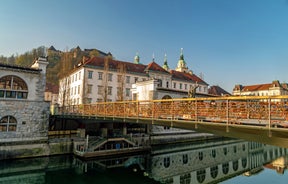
0,46,112,85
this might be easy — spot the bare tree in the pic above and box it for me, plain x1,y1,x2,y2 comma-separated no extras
116,62,126,101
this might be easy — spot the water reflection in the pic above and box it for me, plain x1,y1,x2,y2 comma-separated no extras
0,138,287,184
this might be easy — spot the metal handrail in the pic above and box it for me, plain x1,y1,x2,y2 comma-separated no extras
54,95,288,127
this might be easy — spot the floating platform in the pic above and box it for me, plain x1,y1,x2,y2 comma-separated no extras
74,137,150,159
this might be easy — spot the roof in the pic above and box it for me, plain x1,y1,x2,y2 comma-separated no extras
48,45,57,51
236,80,286,92
145,61,170,74
208,85,231,96
78,56,209,85
170,70,208,85
0,62,41,73
84,48,111,57
242,83,272,91
83,57,147,74
45,82,59,93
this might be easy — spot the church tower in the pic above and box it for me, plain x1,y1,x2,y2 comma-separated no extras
162,54,170,71
175,48,189,73
134,52,140,64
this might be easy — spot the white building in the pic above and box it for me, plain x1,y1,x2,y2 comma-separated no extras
0,57,50,143
58,49,209,106
233,80,288,96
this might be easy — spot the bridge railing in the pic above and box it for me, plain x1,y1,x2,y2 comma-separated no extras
54,96,288,127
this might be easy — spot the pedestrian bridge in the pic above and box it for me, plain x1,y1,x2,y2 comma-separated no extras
52,95,288,148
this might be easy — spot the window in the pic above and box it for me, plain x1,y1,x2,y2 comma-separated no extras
233,146,237,153
134,77,138,83
108,73,113,81
210,166,218,179
199,152,203,160
125,88,130,97
98,85,104,95
164,126,170,130
164,157,170,168
223,147,228,155
166,82,169,88
126,76,130,83
117,75,122,82
183,154,188,164
196,169,206,183
117,87,122,96
108,86,112,95
222,163,229,174
242,144,246,151
0,116,17,132
0,75,28,99
242,158,247,168
158,79,162,87
173,82,176,89
180,173,191,184
232,160,239,171
212,149,216,158
88,71,93,79
79,71,81,80
86,98,92,104
87,85,92,94
98,72,103,80
180,83,182,89
184,84,187,90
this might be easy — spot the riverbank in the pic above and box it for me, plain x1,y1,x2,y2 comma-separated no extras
0,131,220,160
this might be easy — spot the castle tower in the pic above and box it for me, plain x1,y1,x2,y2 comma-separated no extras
175,48,189,73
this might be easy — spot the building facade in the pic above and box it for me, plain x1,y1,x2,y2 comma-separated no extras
232,80,288,96
58,50,209,106
0,57,50,143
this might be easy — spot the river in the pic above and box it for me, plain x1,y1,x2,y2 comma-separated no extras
0,138,287,184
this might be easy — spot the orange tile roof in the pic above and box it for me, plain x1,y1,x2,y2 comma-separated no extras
170,70,208,85
82,56,208,85
84,57,147,74
145,61,170,74
208,85,231,96
237,80,288,92
242,83,272,91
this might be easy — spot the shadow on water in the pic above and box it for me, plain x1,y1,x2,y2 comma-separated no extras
0,137,288,184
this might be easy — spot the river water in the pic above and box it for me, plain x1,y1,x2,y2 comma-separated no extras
0,138,287,184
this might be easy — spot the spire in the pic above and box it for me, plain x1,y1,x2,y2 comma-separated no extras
152,53,155,62
134,52,140,64
175,48,188,73
180,48,184,60
162,53,169,71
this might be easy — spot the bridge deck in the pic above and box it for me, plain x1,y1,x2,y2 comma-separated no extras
52,95,288,148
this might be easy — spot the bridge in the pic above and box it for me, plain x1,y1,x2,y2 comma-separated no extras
52,95,288,148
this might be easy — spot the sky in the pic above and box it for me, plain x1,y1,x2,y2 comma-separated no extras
1,0,288,93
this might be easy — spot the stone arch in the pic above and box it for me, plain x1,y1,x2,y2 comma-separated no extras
162,95,172,100
0,75,28,99
196,169,206,183
0,115,17,132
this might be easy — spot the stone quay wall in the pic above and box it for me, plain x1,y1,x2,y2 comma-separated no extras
0,100,50,142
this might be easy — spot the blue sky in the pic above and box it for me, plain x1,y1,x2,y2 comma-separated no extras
1,0,288,93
